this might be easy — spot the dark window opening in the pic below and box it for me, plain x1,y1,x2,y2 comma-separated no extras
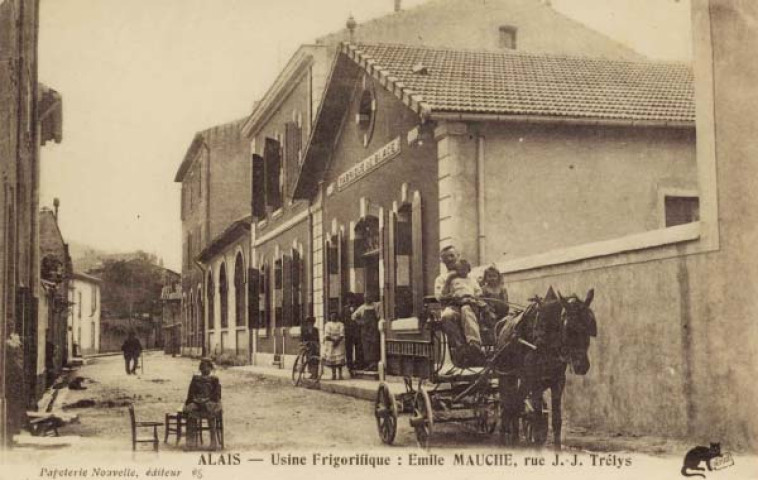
665,196,700,227
219,263,228,329
499,25,518,49
207,272,214,329
234,254,245,327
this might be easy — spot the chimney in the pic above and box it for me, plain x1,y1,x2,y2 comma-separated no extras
394,0,401,12
53,197,60,219
346,14,357,42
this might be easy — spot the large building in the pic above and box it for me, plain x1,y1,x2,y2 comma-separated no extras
174,119,249,357
1,0,63,446
236,0,667,370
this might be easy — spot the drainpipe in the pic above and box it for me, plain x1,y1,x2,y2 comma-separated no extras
476,135,486,264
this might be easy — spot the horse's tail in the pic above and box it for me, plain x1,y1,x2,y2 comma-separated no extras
681,466,706,478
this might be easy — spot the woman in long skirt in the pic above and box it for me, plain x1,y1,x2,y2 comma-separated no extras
323,312,346,380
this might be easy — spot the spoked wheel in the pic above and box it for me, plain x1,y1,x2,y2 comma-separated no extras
374,382,398,445
410,387,433,448
474,393,499,434
299,356,322,389
292,351,306,386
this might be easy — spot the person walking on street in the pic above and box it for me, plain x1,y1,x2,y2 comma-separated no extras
323,312,346,380
121,331,143,375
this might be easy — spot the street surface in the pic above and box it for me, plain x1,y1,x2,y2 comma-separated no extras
9,352,701,455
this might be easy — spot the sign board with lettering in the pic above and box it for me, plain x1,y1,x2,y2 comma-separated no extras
337,137,401,191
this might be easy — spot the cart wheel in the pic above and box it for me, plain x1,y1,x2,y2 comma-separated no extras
292,352,305,386
411,388,433,448
374,382,398,445
474,394,499,434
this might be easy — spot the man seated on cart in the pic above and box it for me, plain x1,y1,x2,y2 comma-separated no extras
434,246,487,366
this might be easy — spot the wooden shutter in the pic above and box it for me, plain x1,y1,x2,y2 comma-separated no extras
264,138,282,210
387,211,397,320
251,154,266,218
247,268,260,328
282,254,292,328
285,121,302,197
291,250,301,328
411,192,424,318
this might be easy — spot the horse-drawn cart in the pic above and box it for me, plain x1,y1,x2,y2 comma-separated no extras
374,289,597,449
374,297,505,447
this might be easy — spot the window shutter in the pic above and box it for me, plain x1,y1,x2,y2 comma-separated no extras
411,192,424,318
386,211,397,320
285,121,302,197
252,154,266,218
264,138,282,210
283,254,292,328
291,250,301,328
247,268,260,328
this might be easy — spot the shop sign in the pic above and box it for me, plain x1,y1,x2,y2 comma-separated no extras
337,137,401,191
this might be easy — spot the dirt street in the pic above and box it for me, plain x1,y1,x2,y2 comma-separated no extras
13,351,697,456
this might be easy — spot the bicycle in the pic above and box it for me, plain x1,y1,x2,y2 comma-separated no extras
292,342,322,388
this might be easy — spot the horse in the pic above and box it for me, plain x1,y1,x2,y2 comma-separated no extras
495,287,597,449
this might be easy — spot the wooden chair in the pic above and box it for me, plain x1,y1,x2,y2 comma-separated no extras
164,411,186,444
188,411,224,449
127,403,161,451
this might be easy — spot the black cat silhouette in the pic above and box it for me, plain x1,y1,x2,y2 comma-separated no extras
681,443,721,478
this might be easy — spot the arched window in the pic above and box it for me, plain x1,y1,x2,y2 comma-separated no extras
219,263,228,329
207,271,214,330
234,253,245,327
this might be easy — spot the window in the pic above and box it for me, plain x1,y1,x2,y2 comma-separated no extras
259,264,269,330
234,253,245,327
78,291,82,318
219,263,228,329
499,25,517,49
665,196,700,227
274,257,283,327
91,285,97,314
356,78,377,147
264,138,283,211
395,205,413,318
207,271,214,330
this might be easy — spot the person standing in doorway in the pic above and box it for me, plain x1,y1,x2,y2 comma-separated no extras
352,293,382,371
121,331,143,375
342,292,363,375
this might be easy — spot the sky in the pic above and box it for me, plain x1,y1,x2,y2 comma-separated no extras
38,0,692,272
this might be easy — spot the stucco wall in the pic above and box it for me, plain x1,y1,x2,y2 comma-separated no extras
480,123,697,262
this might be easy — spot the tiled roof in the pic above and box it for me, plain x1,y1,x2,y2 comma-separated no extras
343,43,694,124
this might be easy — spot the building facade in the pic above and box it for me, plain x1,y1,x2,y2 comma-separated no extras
67,272,102,357
175,119,249,357
197,218,251,359
237,0,649,370
38,207,71,398
1,0,63,446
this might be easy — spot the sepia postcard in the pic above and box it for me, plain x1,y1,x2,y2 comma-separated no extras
1,0,756,479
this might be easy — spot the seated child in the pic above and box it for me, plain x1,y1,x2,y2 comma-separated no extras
183,358,222,450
